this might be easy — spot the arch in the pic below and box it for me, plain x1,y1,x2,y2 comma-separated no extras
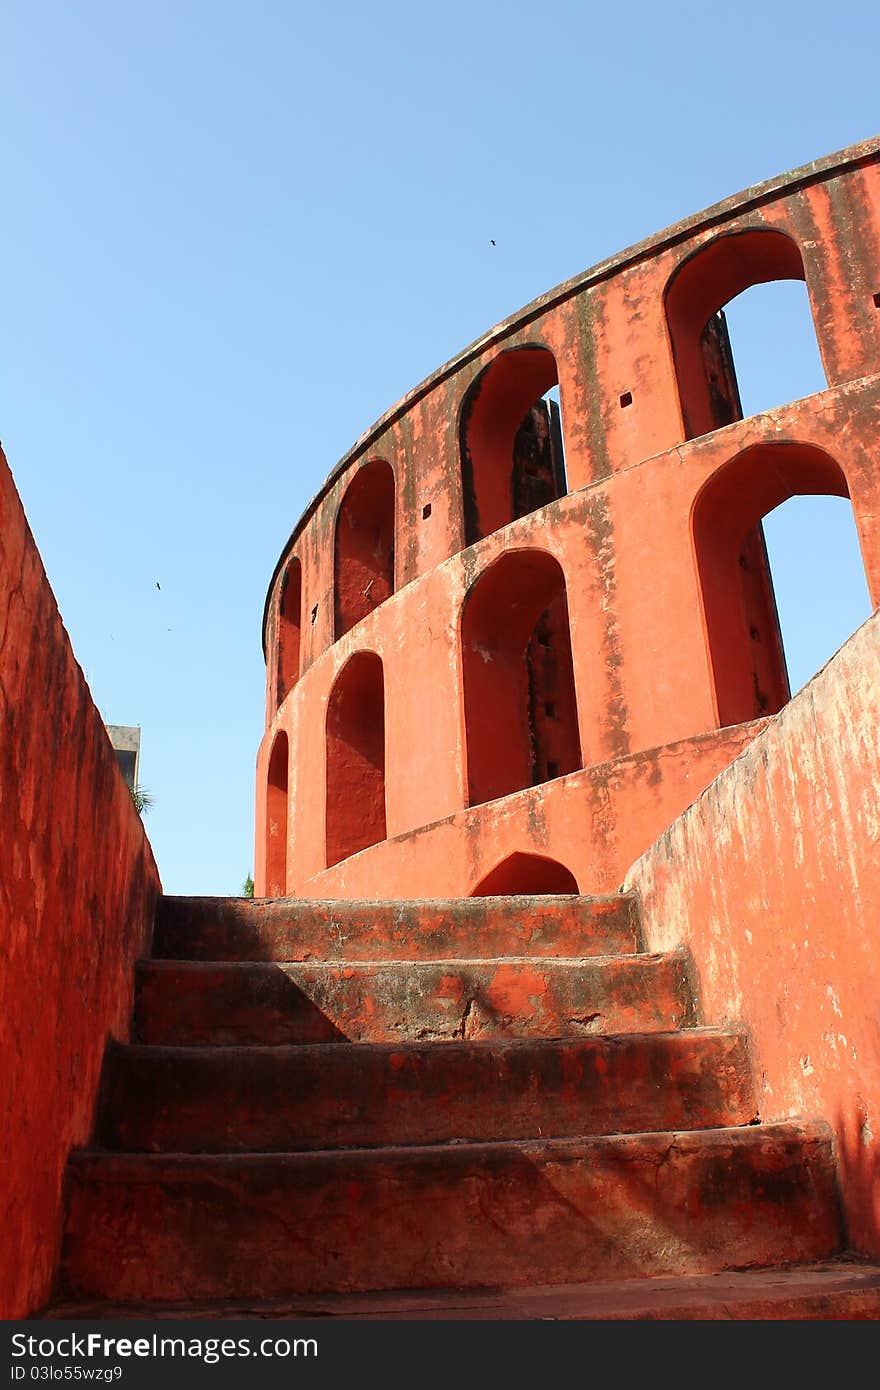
276,557,302,707
334,460,395,640
665,229,823,440
459,346,566,546
691,441,863,727
265,730,289,897
461,549,582,806
325,651,386,868
471,852,579,896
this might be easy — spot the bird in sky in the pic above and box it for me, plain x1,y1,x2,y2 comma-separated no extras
156,581,161,590
490,239,496,246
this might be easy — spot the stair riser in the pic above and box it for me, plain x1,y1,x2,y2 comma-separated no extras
152,895,641,962
60,1126,844,1301
134,954,694,1046
96,1031,757,1152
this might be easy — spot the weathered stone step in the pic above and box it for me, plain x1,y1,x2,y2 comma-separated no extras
44,1259,880,1321
96,1027,756,1153
134,950,694,1046
60,1122,844,1303
151,893,641,963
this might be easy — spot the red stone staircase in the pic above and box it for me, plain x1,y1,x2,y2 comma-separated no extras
49,893,880,1319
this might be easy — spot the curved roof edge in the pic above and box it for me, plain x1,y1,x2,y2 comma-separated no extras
262,135,880,654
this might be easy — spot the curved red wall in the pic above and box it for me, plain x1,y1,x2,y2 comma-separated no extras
255,139,880,900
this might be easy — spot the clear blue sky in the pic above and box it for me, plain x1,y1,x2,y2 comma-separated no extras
3,2,877,895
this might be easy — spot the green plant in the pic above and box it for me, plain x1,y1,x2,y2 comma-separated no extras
242,873,255,899
130,784,155,816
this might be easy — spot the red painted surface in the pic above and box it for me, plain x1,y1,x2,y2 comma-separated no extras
625,609,880,1258
275,557,301,708
460,345,562,543
55,855,865,1313
8,140,880,1318
256,138,880,900
0,445,161,1319
94,1028,757,1153
132,951,695,1045
692,440,849,725
151,891,642,961
325,650,386,866
664,227,810,439
59,1123,843,1302
264,728,288,896
471,852,579,895
44,1262,880,1322
294,723,769,900
333,459,395,640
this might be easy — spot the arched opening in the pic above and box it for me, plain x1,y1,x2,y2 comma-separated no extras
471,852,579,896
665,229,825,441
461,550,581,806
334,460,395,640
459,346,566,546
265,730,289,897
276,557,302,708
325,651,386,868
722,280,827,418
692,442,870,727
762,495,873,696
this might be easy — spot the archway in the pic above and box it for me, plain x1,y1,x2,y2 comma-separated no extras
665,229,824,440
692,442,868,726
471,852,579,896
334,460,395,640
459,347,566,546
325,651,386,867
461,550,581,806
265,730,289,897
276,557,302,707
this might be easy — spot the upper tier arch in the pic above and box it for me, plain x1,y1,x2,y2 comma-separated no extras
262,136,880,661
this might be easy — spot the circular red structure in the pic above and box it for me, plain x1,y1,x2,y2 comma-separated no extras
256,140,880,899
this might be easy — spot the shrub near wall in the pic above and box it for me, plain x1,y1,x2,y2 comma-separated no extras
0,444,161,1316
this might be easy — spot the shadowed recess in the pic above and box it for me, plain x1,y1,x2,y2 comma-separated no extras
462,549,582,806
471,851,580,896
276,556,302,708
691,441,866,727
334,460,395,640
265,730,289,896
325,651,386,867
459,346,566,546
665,229,822,441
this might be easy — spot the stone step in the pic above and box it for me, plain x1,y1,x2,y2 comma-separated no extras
151,893,641,963
44,1259,880,1321
95,1027,756,1153
59,1121,844,1304
134,950,694,1046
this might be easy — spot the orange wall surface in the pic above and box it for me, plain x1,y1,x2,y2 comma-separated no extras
624,610,880,1258
0,445,161,1317
290,724,767,901
256,139,880,899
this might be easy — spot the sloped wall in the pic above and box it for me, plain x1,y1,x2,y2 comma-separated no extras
624,609,880,1256
0,444,161,1316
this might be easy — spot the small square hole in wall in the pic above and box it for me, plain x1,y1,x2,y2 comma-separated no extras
422,502,432,520
310,604,318,625
544,701,556,718
874,292,880,308
619,391,633,408
546,761,559,779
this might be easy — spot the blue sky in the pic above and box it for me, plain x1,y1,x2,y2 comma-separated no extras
3,2,877,895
